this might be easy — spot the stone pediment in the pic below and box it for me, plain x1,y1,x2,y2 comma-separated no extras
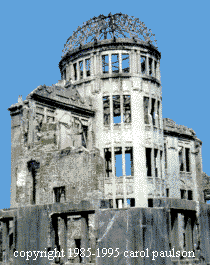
163,118,196,136
26,82,92,109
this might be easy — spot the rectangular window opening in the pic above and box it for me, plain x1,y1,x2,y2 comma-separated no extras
85,58,91,77
109,199,113,208
114,147,122,177
151,98,156,126
143,97,149,124
148,198,153,207
75,239,82,263
111,54,119,73
116,199,124,209
146,148,152,177
127,198,135,207
166,188,169,197
82,125,88,148
125,147,134,176
123,95,131,123
154,149,158,177
157,101,160,127
180,189,186,199
188,190,193,200
73,63,77,80
179,148,184,172
149,58,153,76
160,150,163,178
122,54,130,73
113,95,121,124
154,60,157,77
185,148,190,172
104,148,112,178
141,56,146,74
103,96,110,125
53,186,66,203
79,60,83,79
102,55,109,74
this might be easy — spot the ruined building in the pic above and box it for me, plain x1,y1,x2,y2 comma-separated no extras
1,13,210,265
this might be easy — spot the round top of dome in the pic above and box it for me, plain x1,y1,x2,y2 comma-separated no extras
62,13,157,57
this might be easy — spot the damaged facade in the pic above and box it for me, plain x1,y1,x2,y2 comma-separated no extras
1,13,210,264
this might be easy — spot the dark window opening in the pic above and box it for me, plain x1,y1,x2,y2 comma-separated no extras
102,55,109,73
115,147,122,177
179,148,184,172
113,95,121,124
122,54,129,73
160,150,163,178
188,190,193,200
73,63,77,80
185,148,190,172
125,147,134,176
141,56,146,74
111,54,119,73
154,60,157,77
79,60,83,79
157,101,160,127
146,148,152,177
85,58,91,77
164,144,167,169
82,125,88,148
127,198,135,207
144,97,149,124
183,233,186,249
104,148,112,178
32,168,36,205
148,198,153,207
154,149,158,177
180,189,186,199
166,188,169,197
54,186,65,203
149,58,153,76
103,96,110,125
75,239,82,263
109,199,113,208
151,98,156,126
123,95,131,123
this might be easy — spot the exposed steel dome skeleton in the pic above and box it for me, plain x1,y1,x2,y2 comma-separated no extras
62,13,157,57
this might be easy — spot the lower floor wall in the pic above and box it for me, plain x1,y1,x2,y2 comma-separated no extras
0,199,210,264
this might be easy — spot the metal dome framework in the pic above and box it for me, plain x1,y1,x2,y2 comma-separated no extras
62,13,157,57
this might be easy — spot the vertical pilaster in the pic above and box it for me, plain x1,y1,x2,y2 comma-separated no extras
110,93,116,208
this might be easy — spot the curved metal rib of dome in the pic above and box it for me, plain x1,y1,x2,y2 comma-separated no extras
62,13,157,57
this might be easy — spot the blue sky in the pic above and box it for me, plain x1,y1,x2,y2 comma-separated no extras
0,0,210,209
